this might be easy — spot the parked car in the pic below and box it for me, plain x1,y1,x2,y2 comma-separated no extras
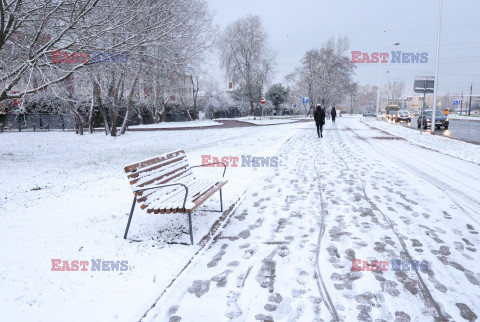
363,109,376,117
396,110,411,123
417,109,449,129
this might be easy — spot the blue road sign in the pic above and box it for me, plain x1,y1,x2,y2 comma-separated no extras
453,100,460,105
302,97,308,104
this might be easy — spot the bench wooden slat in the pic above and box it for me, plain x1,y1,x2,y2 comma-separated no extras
147,179,220,212
126,155,185,180
124,149,185,173
188,181,228,213
131,159,193,187
129,158,192,186
136,171,195,203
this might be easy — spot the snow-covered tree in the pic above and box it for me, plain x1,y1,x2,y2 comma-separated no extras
218,15,276,116
266,83,289,113
290,35,356,114
1,0,214,135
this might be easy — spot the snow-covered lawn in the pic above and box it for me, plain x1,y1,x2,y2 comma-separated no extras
0,122,306,321
128,119,222,129
362,117,480,165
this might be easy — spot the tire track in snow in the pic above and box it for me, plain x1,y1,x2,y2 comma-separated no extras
361,137,480,224
311,132,340,322
330,120,450,321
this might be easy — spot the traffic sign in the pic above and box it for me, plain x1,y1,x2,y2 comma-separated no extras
302,97,308,104
453,100,460,105
414,76,434,94
260,98,266,104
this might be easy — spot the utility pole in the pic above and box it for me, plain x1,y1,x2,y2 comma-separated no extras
468,83,473,116
460,91,463,115
375,43,400,119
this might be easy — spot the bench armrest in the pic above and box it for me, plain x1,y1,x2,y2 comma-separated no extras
133,183,189,212
191,162,227,178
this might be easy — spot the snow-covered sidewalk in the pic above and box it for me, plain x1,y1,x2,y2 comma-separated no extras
143,118,480,321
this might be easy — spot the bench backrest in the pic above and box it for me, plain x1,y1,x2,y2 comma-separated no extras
124,150,195,192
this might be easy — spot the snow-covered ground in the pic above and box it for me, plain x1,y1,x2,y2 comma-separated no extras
362,116,480,165
2,117,480,321
0,122,305,321
129,119,222,129
233,116,302,125
448,114,480,121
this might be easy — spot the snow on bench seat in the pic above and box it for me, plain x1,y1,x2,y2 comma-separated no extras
124,150,227,214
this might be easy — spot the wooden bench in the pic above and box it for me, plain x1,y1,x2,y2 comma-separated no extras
123,149,227,245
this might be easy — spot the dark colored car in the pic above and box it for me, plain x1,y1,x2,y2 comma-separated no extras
417,109,449,129
396,110,411,123
363,109,376,117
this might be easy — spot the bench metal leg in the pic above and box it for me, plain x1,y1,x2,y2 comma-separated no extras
201,189,224,213
124,195,137,239
187,211,194,245
220,188,223,212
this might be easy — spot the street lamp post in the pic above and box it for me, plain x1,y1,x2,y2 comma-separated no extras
375,43,400,119
431,0,443,134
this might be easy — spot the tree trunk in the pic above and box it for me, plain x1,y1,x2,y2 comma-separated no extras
160,100,166,122
110,107,117,137
92,81,110,135
184,105,193,121
120,105,130,134
88,86,95,134
74,113,84,135
191,76,199,120
120,71,140,135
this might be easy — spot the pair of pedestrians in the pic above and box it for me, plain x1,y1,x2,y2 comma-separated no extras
314,105,337,138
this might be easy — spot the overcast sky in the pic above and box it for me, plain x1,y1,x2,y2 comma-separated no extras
206,0,480,96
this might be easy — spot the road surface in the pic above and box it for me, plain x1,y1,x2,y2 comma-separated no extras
394,117,480,144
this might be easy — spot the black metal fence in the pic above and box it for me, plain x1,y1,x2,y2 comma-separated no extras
0,113,76,132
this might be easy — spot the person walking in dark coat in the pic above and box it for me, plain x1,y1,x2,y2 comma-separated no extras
314,104,326,138
331,106,337,123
